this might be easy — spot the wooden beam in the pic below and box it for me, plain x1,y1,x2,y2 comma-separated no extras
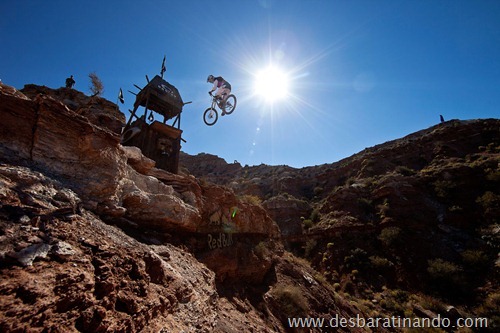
125,106,139,128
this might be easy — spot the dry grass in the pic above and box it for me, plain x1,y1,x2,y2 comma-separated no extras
271,284,309,317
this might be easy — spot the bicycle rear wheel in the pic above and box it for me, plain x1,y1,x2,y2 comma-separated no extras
223,95,237,115
203,107,218,126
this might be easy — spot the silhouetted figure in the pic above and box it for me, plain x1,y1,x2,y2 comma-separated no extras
65,75,75,88
440,115,445,123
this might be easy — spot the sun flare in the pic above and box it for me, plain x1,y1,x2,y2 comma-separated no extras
254,66,290,102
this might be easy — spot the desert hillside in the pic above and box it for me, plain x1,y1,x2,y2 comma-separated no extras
1,81,498,332
181,117,500,330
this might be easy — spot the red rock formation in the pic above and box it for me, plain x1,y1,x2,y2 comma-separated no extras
21,84,125,135
2,80,498,331
180,113,500,317
0,82,280,285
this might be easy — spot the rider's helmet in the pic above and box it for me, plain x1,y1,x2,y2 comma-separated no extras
207,75,215,83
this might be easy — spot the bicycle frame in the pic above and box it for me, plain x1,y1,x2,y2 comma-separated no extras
203,93,236,126
210,95,225,111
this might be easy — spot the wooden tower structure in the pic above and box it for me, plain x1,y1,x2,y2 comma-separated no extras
121,58,188,174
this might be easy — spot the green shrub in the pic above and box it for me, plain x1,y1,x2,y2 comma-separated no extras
303,219,313,230
378,227,401,247
427,259,462,280
396,165,417,176
477,191,499,208
477,191,500,210
239,194,262,206
310,209,321,222
254,241,270,260
314,273,327,285
391,289,409,303
486,169,500,182
477,292,500,331
313,186,323,196
369,256,394,270
322,253,329,263
461,249,489,269
427,259,466,297
377,199,390,219
272,284,309,317
344,248,369,270
434,180,457,199
476,191,500,223
346,177,356,186
380,297,405,315
419,295,448,313
485,142,500,153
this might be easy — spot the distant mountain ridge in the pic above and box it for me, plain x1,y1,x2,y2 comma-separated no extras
180,118,499,200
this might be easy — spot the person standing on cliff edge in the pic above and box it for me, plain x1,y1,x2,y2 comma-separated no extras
65,75,75,88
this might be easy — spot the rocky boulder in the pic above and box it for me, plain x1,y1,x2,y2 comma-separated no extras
21,84,125,135
263,194,311,237
0,164,219,332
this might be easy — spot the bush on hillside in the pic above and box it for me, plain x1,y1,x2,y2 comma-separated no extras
239,194,262,206
378,227,402,247
88,72,104,97
271,284,309,317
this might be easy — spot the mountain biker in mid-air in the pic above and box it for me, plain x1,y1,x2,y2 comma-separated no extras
207,75,232,115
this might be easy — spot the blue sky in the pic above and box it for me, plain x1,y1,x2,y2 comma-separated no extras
1,0,499,168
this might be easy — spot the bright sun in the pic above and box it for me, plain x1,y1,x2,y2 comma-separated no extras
254,66,290,102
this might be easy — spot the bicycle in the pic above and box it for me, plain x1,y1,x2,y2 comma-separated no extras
203,93,237,126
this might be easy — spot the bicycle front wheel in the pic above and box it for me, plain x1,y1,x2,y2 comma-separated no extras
223,95,237,115
203,107,218,126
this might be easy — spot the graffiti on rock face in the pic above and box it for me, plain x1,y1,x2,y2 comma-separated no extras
208,233,233,250
206,206,239,249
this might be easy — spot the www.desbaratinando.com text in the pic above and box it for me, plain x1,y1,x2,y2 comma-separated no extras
288,314,488,329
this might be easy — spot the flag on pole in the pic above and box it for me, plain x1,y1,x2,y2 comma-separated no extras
118,88,124,104
160,55,166,77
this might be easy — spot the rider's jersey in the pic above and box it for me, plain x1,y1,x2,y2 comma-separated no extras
215,76,224,87
211,77,231,91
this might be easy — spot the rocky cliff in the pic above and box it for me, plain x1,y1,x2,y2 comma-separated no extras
181,119,500,329
0,82,377,332
1,81,498,332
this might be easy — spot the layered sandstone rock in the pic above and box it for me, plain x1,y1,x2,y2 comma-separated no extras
21,84,125,135
0,164,219,332
0,82,368,332
3,79,498,331
0,82,280,284
263,194,311,237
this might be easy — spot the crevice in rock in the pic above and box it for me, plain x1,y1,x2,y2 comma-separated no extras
29,98,42,161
